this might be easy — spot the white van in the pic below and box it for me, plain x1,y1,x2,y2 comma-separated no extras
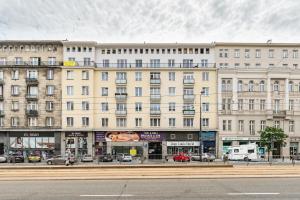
226,143,258,161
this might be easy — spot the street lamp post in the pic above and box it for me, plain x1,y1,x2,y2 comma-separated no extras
199,90,205,162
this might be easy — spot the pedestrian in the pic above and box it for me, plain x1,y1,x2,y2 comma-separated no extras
65,157,70,166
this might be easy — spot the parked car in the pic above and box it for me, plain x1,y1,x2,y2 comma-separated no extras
8,154,24,163
0,155,7,163
47,155,76,165
81,154,93,162
98,154,113,162
191,153,216,162
117,153,132,162
28,154,41,163
173,153,190,162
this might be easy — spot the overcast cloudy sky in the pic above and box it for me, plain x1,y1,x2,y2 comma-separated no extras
0,0,299,42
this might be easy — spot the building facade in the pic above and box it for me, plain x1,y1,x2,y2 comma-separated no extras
61,42,218,159
0,40,63,157
216,43,300,158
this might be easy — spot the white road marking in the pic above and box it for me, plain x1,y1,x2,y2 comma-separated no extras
80,194,135,197
228,193,280,195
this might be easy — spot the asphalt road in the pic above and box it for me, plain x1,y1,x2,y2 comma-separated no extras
1,178,300,200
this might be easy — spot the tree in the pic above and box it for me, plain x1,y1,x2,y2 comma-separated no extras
259,126,288,161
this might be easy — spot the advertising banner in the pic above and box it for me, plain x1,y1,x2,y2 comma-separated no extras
95,131,165,142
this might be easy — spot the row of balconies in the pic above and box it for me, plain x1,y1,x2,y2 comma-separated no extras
0,61,63,66
115,78,195,85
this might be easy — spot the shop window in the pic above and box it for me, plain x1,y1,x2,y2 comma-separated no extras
234,149,239,153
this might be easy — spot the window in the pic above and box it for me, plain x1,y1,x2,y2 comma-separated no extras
274,120,280,129
150,59,160,68
222,120,227,131
46,117,54,127
289,121,295,132
234,49,240,58
273,81,279,91
202,87,209,96
183,59,193,68
169,118,176,127
260,120,266,131
101,118,108,127
135,87,142,96
169,102,176,111
255,49,261,58
67,86,73,96
135,102,142,112
11,117,20,127
238,80,243,92
269,49,274,58
116,72,127,81
116,118,127,127
183,118,194,127
67,101,74,111
283,50,288,58
274,99,280,112
28,117,37,127
202,72,209,81
82,71,89,80
169,72,175,81
0,70,3,80
47,69,54,80
11,101,19,111
67,117,74,127
11,69,19,80
82,101,89,110
150,118,160,127
103,59,110,68
202,103,209,112
135,118,142,127
67,70,74,80
249,99,254,110
289,100,294,111
260,100,265,111
101,72,108,81
46,101,54,112
101,87,108,96
27,69,37,79
82,117,89,127
83,57,91,66
293,50,298,58
228,120,232,131
249,120,255,135
82,86,89,95
202,118,209,127
116,103,127,111
0,117,3,127
101,102,109,111
27,86,38,96
289,81,294,92
248,80,254,92
201,59,208,67
135,59,142,68
259,81,265,92
168,87,176,95
238,99,243,111
46,85,54,95
135,72,142,81
11,85,19,96
238,120,244,132
15,57,23,65
168,59,175,68
245,49,250,58
30,57,39,65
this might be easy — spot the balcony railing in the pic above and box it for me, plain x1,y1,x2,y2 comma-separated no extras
115,110,127,116
150,94,161,101
183,110,195,115
26,78,39,85
183,79,195,84
26,110,38,116
150,110,161,115
183,94,195,100
26,94,38,100
115,79,127,84
273,110,286,117
0,61,63,66
115,93,128,100
150,79,161,84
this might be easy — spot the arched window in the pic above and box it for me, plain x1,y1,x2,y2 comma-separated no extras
289,81,294,92
248,80,254,92
238,80,243,92
273,81,279,91
259,80,265,92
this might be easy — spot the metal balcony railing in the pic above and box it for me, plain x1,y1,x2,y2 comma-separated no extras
115,110,127,116
26,110,38,116
115,93,128,100
182,110,195,115
150,110,161,115
150,79,161,84
150,94,161,100
115,79,127,84
183,94,195,100
183,79,195,84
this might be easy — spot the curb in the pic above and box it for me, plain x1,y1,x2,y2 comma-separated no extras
0,164,233,170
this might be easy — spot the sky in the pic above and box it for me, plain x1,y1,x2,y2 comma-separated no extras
0,0,299,43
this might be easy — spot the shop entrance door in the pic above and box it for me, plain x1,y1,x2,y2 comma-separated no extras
148,142,162,159
290,146,298,157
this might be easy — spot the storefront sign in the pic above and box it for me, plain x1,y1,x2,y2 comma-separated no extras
10,132,54,137
222,136,260,141
140,132,165,141
167,141,200,146
290,137,300,142
65,132,88,137
201,131,216,141
95,132,106,142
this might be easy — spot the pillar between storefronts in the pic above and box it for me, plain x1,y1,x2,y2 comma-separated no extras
87,132,93,156
61,132,66,156
162,141,167,157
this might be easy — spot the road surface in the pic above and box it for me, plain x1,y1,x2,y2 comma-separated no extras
0,178,300,200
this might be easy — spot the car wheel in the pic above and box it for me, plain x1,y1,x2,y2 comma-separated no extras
47,161,52,165
191,157,195,161
244,157,249,161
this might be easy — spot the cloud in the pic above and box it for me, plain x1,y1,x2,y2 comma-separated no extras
0,0,299,42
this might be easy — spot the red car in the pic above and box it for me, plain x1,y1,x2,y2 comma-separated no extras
173,153,190,162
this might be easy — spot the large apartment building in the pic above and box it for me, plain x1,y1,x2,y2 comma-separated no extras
0,41,63,156
216,43,300,158
61,42,218,159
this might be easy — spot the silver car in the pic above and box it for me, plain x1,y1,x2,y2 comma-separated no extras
191,153,216,162
81,154,93,162
117,153,132,162
0,155,7,163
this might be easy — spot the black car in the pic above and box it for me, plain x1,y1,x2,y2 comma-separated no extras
98,154,113,162
8,154,24,163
